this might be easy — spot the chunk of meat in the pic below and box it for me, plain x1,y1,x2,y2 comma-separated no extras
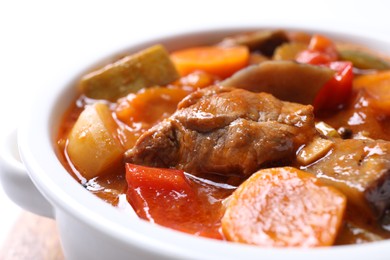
303,138,390,219
125,86,316,177
221,167,346,247
221,61,334,104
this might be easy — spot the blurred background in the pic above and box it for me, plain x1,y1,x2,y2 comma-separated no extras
1,0,389,257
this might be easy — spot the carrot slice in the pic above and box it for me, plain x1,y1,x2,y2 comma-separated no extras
222,167,346,247
170,46,249,78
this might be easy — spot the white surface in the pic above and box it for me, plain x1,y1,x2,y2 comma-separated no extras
0,0,390,253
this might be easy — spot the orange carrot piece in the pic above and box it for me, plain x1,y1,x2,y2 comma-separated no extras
173,71,217,91
222,167,346,247
309,34,338,59
353,70,390,113
170,46,249,78
116,87,189,125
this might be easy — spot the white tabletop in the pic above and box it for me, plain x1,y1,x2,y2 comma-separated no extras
1,0,390,252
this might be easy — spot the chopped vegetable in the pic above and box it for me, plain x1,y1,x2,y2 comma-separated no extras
353,70,390,113
248,53,269,64
222,167,346,247
273,42,307,60
125,164,224,239
173,70,217,90
67,103,124,180
297,136,334,165
286,31,312,44
315,121,340,138
313,61,354,112
170,46,249,78
116,86,189,125
221,61,334,104
296,35,354,112
296,34,338,64
79,45,180,101
339,49,390,70
126,164,194,219
218,30,289,56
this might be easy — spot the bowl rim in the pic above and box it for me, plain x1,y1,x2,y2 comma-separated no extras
18,25,390,259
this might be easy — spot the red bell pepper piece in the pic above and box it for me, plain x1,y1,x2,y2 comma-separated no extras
296,34,339,65
125,163,224,239
126,163,195,221
296,34,353,112
313,61,354,112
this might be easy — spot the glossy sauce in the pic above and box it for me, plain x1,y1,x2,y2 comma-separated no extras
321,89,390,141
56,72,237,238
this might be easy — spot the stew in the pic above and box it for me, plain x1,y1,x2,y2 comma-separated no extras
56,29,390,247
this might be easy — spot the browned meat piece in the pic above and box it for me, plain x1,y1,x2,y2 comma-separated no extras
303,138,390,220
125,86,316,177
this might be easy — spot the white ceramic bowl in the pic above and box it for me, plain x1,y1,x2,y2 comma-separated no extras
1,26,390,260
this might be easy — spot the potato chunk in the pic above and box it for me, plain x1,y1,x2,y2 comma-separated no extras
79,45,179,101
67,103,124,180
273,42,307,61
222,167,346,247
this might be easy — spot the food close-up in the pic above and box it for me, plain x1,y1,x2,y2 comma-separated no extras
55,29,390,248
